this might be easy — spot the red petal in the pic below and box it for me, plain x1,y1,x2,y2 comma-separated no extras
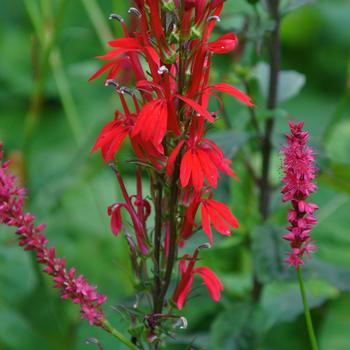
205,202,232,236
108,37,141,49
176,95,215,122
208,33,238,54
110,206,123,236
166,140,185,176
207,199,239,229
210,83,254,107
133,99,167,152
191,151,204,191
194,266,224,301
201,204,213,245
173,274,194,310
197,148,219,188
89,61,119,82
180,150,192,188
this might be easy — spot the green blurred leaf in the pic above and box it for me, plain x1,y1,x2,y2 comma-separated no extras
0,243,36,305
319,295,350,350
310,259,350,292
255,62,306,103
208,130,249,159
252,224,294,283
281,0,315,14
0,304,48,349
211,303,264,350
260,279,338,329
319,162,350,195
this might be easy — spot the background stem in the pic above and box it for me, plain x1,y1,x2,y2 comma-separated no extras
253,0,281,302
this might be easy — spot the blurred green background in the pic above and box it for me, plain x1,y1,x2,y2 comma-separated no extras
0,0,349,349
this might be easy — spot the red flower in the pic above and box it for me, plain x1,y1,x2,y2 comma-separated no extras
91,112,132,162
201,197,239,244
132,98,168,154
173,251,224,310
166,136,237,191
180,192,239,245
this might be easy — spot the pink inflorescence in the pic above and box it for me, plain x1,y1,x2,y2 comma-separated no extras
0,144,106,326
281,121,318,268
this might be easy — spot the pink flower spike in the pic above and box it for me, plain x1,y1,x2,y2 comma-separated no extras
281,120,318,268
0,146,106,327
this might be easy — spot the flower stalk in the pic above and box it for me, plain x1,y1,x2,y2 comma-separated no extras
297,268,319,350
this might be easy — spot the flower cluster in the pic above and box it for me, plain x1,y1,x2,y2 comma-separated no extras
0,144,106,326
90,0,252,310
281,121,318,268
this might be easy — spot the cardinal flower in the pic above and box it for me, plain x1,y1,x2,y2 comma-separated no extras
181,191,239,245
91,111,133,162
173,250,224,310
166,135,237,191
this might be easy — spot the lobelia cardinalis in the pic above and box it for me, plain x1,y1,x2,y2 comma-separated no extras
0,1,254,348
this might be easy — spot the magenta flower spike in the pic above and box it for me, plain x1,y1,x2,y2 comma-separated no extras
281,121,318,268
0,144,106,326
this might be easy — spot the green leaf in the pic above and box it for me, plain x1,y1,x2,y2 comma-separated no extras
254,62,306,104
208,130,249,159
280,0,316,14
319,161,350,195
0,304,48,349
319,295,350,350
211,303,265,350
260,279,338,329
310,259,350,292
252,224,294,283
0,243,37,305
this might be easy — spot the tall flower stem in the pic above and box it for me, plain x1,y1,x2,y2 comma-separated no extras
102,320,140,350
297,268,319,350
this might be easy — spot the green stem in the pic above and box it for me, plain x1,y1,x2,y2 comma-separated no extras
102,320,140,350
80,0,113,49
297,267,319,350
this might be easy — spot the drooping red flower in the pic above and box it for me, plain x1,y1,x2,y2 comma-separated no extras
91,111,132,162
201,196,239,245
281,121,318,268
166,135,237,191
180,191,239,245
173,250,224,310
